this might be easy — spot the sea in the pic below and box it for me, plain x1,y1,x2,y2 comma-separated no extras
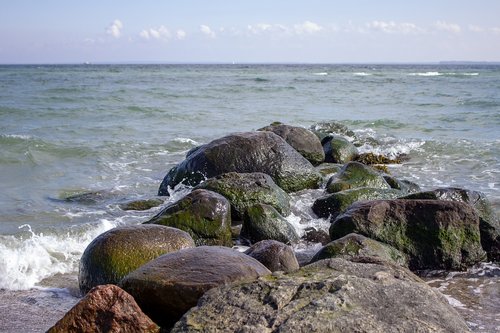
0,64,498,332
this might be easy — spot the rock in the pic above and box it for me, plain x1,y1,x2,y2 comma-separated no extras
171,257,470,333
312,187,402,219
195,172,291,221
301,227,331,245
402,187,500,262
309,121,357,142
330,199,487,270
119,198,164,211
158,131,322,194
48,284,159,333
79,225,195,294
241,204,299,245
383,175,421,194
314,162,342,178
310,233,408,267
244,240,299,273
144,189,232,247
258,123,325,165
322,135,359,164
326,161,391,193
62,190,118,205
355,152,403,165
119,246,271,328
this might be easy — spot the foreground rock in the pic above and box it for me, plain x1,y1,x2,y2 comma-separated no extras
171,257,470,333
259,122,325,165
330,199,487,270
326,161,391,193
402,187,500,262
120,246,271,328
241,204,299,245
145,189,232,246
158,131,322,194
48,284,159,333
195,172,291,220
322,135,359,164
244,240,299,273
310,233,408,267
79,225,195,294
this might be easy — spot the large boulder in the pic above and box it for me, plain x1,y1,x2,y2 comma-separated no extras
79,225,195,294
241,204,299,245
171,257,470,333
326,161,391,193
258,122,325,165
48,284,159,333
145,189,232,246
312,187,402,219
158,131,322,194
402,187,500,262
119,246,271,328
195,172,291,221
310,233,408,267
322,135,359,164
330,199,487,270
244,240,299,273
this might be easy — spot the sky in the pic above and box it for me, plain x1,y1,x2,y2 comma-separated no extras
1,0,500,64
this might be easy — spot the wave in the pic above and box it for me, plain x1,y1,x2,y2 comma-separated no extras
408,72,479,77
353,72,372,76
312,72,328,76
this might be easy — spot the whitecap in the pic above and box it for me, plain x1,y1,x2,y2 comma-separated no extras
353,72,372,76
408,72,442,76
312,72,328,76
173,137,199,145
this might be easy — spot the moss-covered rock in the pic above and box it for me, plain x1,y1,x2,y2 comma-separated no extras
310,233,408,267
323,135,359,164
119,198,164,211
383,175,421,194
78,225,195,294
330,199,487,270
315,162,343,179
195,172,291,221
312,187,402,219
158,131,322,194
309,121,357,142
355,152,403,165
259,122,325,165
326,161,391,193
244,240,299,273
119,246,271,328
241,204,299,245
402,187,500,262
145,189,232,246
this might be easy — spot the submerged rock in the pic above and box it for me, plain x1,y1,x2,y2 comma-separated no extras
314,162,342,178
48,284,159,333
79,225,194,294
171,257,470,333
244,240,299,273
195,172,291,221
119,246,271,328
258,122,325,165
310,233,408,267
322,135,359,164
326,161,391,193
158,131,322,194
119,198,164,211
241,204,299,245
330,199,487,270
145,189,232,246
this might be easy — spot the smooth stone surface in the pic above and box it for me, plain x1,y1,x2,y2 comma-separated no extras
326,161,391,193
244,240,299,273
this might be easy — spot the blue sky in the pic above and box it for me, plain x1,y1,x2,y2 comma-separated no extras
1,0,500,63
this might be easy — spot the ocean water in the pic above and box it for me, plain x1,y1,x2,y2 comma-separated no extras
0,64,499,331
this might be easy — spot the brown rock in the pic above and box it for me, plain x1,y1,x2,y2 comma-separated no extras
244,240,299,273
47,284,159,333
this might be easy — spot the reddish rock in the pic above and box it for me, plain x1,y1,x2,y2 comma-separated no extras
47,284,159,333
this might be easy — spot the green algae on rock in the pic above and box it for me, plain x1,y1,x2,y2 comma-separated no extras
326,161,391,193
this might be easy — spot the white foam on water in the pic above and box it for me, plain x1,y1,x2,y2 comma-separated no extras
0,219,121,290
173,137,199,145
312,72,328,76
353,72,372,76
408,72,442,76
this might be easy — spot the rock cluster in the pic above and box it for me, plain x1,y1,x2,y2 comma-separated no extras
49,121,498,332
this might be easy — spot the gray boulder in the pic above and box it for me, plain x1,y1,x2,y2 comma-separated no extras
326,161,391,193
259,122,325,165
79,225,195,294
195,172,291,221
323,135,359,164
145,189,232,246
119,246,271,328
171,257,470,333
244,240,299,273
158,131,322,194
330,199,487,270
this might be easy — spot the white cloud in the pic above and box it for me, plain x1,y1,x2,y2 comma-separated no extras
106,19,123,38
140,26,172,41
247,23,289,35
294,21,323,34
176,29,187,40
200,25,216,38
366,21,423,34
468,25,484,33
434,20,461,33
